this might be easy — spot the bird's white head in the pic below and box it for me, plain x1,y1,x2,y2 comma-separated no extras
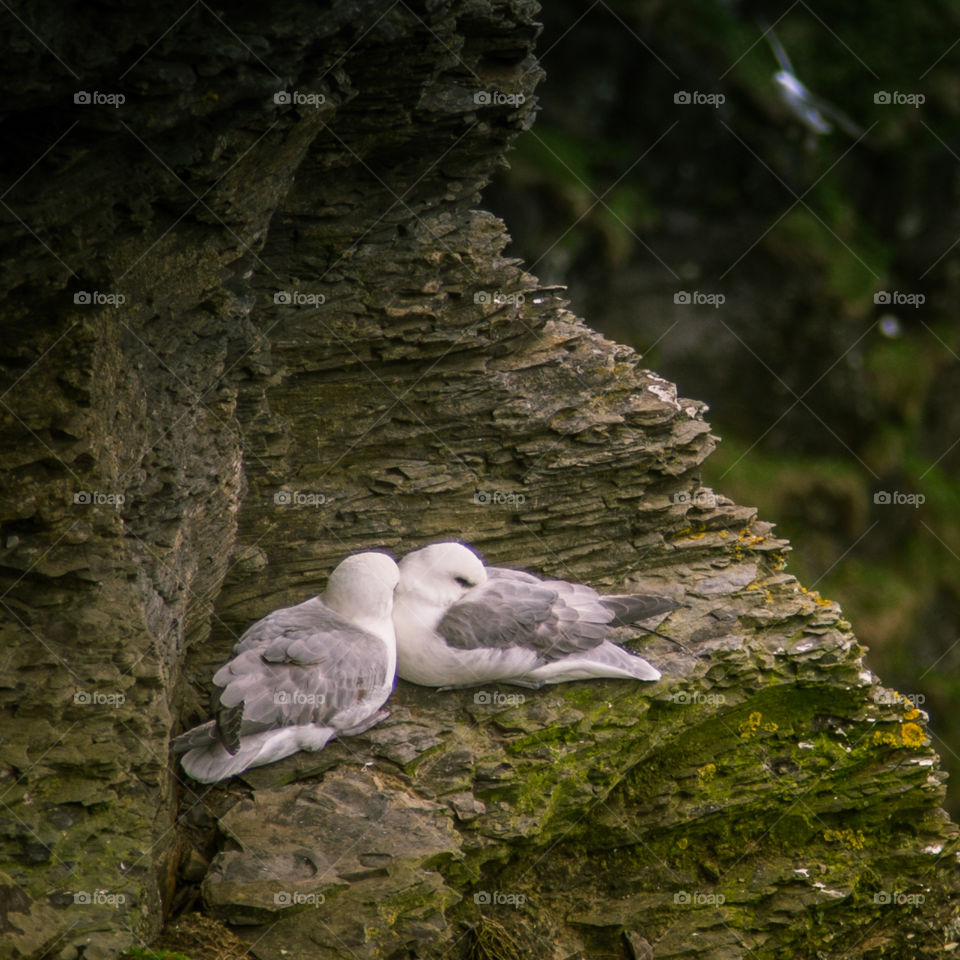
397,541,488,608
325,551,400,622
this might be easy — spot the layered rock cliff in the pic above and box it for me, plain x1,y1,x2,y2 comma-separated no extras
0,2,956,958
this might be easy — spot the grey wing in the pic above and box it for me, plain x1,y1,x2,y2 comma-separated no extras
601,594,680,625
210,603,388,746
490,568,677,621
439,570,613,660
761,22,795,74
232,596,332,653
806,95,864,138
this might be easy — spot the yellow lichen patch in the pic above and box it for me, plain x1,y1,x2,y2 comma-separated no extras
739,712,762,737
719,530,729,538
670,526,718,543
697,762,717,783
872,730,900,748
903,708,920,721
676,837,689,850
901,722,925,748
871,723,926,750
823,828,866,850
798,585,832,606
738,712,779,739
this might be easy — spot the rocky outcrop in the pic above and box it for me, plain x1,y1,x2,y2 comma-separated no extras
192,561,959,959
0,2,957,959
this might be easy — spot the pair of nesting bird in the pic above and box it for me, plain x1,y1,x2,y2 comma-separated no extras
172,542,677,782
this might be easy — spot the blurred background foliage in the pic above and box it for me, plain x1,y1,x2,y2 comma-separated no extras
485,0,960,815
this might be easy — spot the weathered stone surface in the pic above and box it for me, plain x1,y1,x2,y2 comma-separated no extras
0,2,958,959
202,768,463,955
192,589,958,959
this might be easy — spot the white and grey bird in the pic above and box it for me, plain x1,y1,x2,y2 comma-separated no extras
392,542,678,689
171,551,400,783
761,21,862,141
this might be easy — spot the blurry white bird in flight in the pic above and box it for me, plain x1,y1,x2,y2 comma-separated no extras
761,20,862,142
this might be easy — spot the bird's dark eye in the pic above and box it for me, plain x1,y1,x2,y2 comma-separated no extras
454,576,472,588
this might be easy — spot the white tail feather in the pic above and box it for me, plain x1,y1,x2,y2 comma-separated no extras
527,641,661,684
180,724,336,783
